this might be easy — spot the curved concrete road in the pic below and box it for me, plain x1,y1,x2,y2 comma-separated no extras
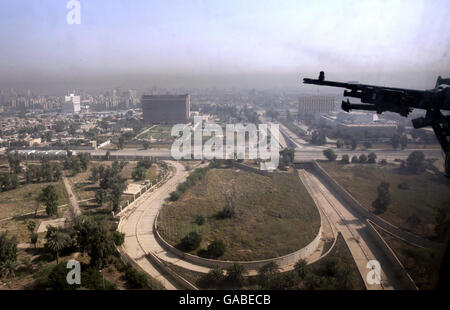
119,161,210,289
298,169,408,290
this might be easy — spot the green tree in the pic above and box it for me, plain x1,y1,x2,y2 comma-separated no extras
225,263,247,287
372,182,391,214
0,259,17,279
400,134,408,149
112,231,125,246
39,185,59,217
323,148,337,161
45,227,71,263
206,240,226,258
132,166,147,180
406,151,425,174
27,221,36,233
73,216,95,254
368,152,377,163
351,139,358,150
0,232,17,265
258,261,280,289
435,208,450,241
198,266,224,288
30,232,38,249
85,223,116,268
391,133,401,149
142,141,151,150
359,154,367,163
340,154,350,164
95,189,108,207
117,136,125,150
180,232,202,251
294,259,308,279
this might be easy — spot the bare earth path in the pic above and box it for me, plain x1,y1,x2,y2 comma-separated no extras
63,177,81,217
298,169,408,290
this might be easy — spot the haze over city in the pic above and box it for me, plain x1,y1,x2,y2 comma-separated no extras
1,0,449,93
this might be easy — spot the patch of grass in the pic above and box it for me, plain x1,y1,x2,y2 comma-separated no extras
320,161,450,239
158,168,320,261
0,181,68,219
376,228,445,289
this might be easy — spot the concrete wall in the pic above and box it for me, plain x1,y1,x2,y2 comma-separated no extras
153,208,322,270
309,160,440,249
365,220,419,290
233,162,269,176
117,245,198,290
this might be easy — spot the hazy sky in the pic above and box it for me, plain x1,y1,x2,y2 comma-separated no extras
0,0,449,91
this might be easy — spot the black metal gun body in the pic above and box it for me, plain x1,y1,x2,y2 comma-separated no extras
303,71,450,176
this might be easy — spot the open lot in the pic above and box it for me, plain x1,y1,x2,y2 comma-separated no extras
320,161,450,239
158,168,320,261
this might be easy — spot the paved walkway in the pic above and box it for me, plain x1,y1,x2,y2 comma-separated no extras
298,169,408,290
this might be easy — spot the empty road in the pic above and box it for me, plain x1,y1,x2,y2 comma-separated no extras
298,169,408,290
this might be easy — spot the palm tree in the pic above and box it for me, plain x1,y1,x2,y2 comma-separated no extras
0,260,17,279
294,259,308,279
45,230,70,263
226,263,247,287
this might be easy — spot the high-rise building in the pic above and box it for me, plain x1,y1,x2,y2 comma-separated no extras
141,94,190,123
63,93,81,113
298,96,335,118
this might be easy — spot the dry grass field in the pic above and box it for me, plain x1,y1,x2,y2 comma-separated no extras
320,161,450,239
158,168,320,261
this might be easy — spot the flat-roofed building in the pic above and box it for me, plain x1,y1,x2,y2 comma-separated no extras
298,96,335,119
142,94,190,123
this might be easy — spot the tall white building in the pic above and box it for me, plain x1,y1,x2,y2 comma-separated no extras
63,93,81,113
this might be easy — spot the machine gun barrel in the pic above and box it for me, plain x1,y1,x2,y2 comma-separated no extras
303,77,357,89
341,101,377,113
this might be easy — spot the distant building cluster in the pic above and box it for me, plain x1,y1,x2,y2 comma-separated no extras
142,94,190,123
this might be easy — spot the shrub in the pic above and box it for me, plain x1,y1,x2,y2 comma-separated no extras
125,267,149,289
398,182,409,190
112,231,125,246
206,240,226,258
358,154,367,163
372,182,390,213
340,154,349,164
323,148,337,161
367,152,377,163
169,190,182,201
351,155,359,163
180,231,202,251
218,206,235,219
406,151,425,174
198,266,224,288
194,214,205,225
379,159,387,165
225,263,247,287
